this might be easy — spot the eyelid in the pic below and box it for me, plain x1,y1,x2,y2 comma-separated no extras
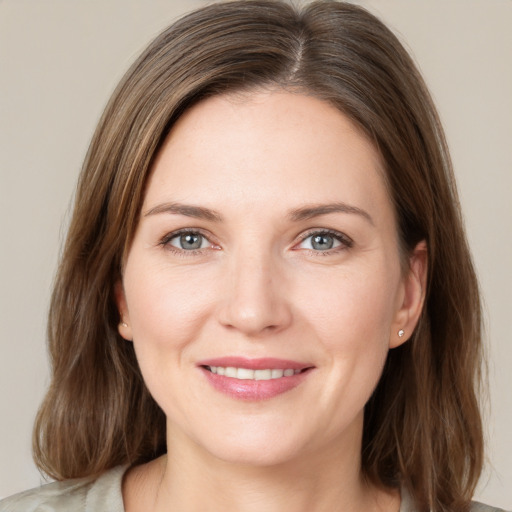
294,228,354,252
158,227,352,255
159,228,220,253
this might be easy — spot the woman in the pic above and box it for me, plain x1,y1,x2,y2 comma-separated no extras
0,1,506,511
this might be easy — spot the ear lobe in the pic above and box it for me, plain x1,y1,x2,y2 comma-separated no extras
390,240,428,348
114,280,132,341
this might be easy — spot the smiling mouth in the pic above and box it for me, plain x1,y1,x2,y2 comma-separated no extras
202,366,308,380
199,360,314,400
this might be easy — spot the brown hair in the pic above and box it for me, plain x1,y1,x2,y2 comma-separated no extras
33,1,484,510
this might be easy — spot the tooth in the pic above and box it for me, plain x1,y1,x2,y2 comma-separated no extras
225,367,237,378
237,368,255,380
209,366,303,380
254,369,272,380
271,369,284,379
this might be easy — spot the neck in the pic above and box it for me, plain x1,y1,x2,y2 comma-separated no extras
123,417,399,512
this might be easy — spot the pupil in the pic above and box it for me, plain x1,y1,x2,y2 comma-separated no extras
180,233,202,250
312,234,333,250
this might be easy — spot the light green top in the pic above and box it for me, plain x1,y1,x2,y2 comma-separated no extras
0,466,508,512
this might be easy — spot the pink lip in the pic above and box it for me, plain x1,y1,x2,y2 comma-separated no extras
197,357,310,371
197,357,314,401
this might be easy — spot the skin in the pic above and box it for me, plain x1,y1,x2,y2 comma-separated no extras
116,90,427,512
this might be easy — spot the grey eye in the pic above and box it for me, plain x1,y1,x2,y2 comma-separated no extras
170,232,208,250
297,232,344,251
311,234,335,250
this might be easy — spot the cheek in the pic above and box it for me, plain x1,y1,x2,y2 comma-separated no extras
123,257,216,355
296,264,400,350
122,258,219,420
298,263,400,393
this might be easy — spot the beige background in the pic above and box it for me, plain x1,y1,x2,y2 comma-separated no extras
0,0,510,507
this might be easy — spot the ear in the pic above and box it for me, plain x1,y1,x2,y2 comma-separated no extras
114,280,133,341
390,240,428,348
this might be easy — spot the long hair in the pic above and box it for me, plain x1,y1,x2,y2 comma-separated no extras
33,2,484,510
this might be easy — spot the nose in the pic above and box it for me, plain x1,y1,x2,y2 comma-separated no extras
217,249,293,337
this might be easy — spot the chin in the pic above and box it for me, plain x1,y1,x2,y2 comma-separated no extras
179,417,315,468
206,437,307,468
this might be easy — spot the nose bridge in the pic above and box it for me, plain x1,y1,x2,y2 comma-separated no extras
218,242,291,335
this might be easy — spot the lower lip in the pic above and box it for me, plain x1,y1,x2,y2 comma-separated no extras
200,367,311,401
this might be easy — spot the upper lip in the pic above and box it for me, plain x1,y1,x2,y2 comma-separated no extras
197,357,313,371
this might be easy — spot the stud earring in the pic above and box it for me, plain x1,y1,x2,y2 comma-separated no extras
398,329,405,338
120,321,128,328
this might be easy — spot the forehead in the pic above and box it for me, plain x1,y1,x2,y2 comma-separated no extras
144,91,391,220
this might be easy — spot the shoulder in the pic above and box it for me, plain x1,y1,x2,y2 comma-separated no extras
400,487,509,512
470,501,510,512
0,466,127,512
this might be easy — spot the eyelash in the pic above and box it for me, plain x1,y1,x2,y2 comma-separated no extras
159,228,353,256
159,228,217,256
295,229,354,255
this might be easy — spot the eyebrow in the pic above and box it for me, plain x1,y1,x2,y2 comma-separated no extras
144,202,223,222
144,201,373,225
289,202,374,225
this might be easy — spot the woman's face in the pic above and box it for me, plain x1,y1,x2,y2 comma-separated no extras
117,91,425,467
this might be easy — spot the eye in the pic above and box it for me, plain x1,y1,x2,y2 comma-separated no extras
296,230,352,252
167,231,212,251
